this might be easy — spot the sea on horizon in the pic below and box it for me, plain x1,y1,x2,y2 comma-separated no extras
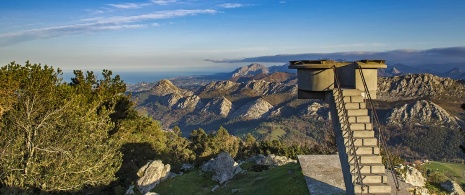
61,70,220,84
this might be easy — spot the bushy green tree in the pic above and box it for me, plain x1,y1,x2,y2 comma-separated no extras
0,62,122,193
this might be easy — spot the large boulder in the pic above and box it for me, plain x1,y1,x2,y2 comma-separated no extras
403,165,426,187
201,152,242,184
441,180,465,195
136,160,171,194
255,154,297,166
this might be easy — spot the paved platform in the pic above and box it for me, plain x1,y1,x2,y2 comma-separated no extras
298,155,346,195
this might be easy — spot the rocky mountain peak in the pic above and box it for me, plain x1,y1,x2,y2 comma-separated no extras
385,100,460,128
231,63,269,78
151,79,193,97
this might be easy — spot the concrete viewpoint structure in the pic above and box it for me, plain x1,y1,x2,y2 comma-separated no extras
290,60,391,194
289,59,386,100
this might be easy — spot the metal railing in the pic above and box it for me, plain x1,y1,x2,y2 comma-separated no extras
357,67,400,190
332,65,365,192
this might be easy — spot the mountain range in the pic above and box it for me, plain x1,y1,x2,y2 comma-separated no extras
129,62,465,160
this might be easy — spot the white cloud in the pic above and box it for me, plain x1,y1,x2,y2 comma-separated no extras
107,3,151,9
152,23,160,27
279,1,287,4
90,9,217,24
0,9,217,45
151,0,177,5
218,3,244,9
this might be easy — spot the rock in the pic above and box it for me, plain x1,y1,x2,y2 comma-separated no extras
255,154,297,166
231,188,240,193
159,93,183,107
181,163,195,171
125,185,135,195
175,95,203,110
299,101,330,120
144,192,160,195
211,185,219,192
231,98,273,119
441,180,465,195
402,165,426,187
241,80,296,95
385,100,460,128
201,152,242,184
201,96,234,117
137,160,171,194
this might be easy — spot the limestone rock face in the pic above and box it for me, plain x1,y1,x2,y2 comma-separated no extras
441,180,465,195
159,93,183,107
232,98,273,119
231,63,269,78
136,160,171,194
385,100,459,128
150,79,193,97
403,166,426,187
377,74,465,101
255,154,297,166
175,95,203,110
201,152,242,184
299,101,330,120
201,96,233,117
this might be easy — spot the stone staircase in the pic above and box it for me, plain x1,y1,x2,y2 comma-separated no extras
329,89,391,194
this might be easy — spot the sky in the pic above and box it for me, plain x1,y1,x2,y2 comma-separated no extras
1,0,465,76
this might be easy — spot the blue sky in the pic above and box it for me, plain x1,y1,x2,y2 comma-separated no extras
1,0,465,73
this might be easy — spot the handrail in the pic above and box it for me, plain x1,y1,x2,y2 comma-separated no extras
332,65,365,193
357,67,400,190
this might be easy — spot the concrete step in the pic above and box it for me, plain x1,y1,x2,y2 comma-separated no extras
345,102,366,109
350,123,373,130
354,183,391,194
341,89,362,97
348,155,382,164
353,173,388,184
346,146,380,155
345,137,378,147
342,130,374,138
350,163,386,174
346,109,368,116
349,116,370,123
343,96,364,103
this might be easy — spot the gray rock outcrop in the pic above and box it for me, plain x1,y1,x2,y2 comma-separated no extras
441,180,465,195
137,160,171,194
201,152,242,184
403,165,426,187
299,101,330,120
385,100,460,128
231,98,273,119
255,154,297,166
201,96,233,117
175,95,203,110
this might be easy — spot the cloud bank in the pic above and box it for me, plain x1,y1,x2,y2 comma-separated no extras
205,47,465,66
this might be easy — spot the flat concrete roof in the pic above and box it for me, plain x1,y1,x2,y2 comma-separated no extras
288,59,387,69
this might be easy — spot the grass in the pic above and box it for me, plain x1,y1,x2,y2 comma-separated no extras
152,163,309,195
424,161,465,185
